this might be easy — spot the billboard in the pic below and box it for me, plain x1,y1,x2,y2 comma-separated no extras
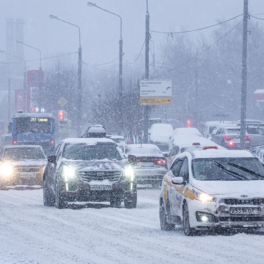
140,80,172,105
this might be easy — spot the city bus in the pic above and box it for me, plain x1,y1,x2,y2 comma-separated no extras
12,113,55,155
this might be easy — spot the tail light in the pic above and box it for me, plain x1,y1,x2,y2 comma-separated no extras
51,140,54,145
13,140,17,145
229,141,234,146
155,159,167,165
245,136,250,139
224,136,231,139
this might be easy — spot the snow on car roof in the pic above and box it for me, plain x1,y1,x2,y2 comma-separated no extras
87,126,106,133
13,113,53,118
62,138,115,145
191,150,254,159
203,121,235,125
173,127,202,136
4,145,43,149
108,135,124,139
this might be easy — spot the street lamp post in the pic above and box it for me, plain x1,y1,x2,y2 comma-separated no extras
49,15,82,136
87,2,123,99
17,40,42,111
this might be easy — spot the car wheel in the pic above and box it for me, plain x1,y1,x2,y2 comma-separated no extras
55,177,67,209
43,177,55,206
124,194,137,209
183,203,195,236
110,197,122,207
159,200,175,231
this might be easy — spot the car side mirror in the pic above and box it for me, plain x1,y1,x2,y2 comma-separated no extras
128,155,137,164
172,177,184,185
48,155,57,165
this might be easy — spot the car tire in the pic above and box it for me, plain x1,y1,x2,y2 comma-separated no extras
124,194,137,209
110,197,122,207
55,177,67,209
159,200,175,231
183,203,195,236
43,177,55,206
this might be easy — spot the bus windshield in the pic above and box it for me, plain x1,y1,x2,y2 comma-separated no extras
15,117,51,133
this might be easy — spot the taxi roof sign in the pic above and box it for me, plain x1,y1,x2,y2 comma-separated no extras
203,146,218,150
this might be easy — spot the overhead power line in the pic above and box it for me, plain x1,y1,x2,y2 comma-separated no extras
157,21,242,75
125,40,145,64
83,57,119,67
250,15,264,21
151,14,243,34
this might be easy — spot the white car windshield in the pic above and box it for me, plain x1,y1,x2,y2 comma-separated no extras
63,143,122,161
4,148,45,161
192,158,264,181
126,146,160,155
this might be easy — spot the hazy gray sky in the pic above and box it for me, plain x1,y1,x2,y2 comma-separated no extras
1,0,264,70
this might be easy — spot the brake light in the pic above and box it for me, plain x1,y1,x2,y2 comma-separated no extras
192,143,200,146
224,136,231,139
245,136,250,139
229,141,234,146
51,140,54,145
156,160,167,165
13,140,17,145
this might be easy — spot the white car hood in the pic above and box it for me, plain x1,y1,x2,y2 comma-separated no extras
192,179,264,196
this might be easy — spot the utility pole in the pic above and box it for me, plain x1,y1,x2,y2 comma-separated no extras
240,0,249,150
119,38,123,98
195,52,198,127
77,46,82,136
23,68,27,112
143,0,150,143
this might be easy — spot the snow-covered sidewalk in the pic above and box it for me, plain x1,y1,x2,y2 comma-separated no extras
1,189,264,264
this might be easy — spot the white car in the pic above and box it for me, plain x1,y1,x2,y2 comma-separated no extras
149,123,173,153
159,149,264,235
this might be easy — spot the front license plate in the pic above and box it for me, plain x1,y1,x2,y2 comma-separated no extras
230,207,260,215
90,185,112,191
19,172,37,178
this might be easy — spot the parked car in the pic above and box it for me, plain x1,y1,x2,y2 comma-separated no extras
160,149,264,235
43,138,137,209
0,145,47,189
211,126,250,149
149,123,173,153
125,144,167,187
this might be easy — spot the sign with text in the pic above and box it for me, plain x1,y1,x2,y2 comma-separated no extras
140,80,172,105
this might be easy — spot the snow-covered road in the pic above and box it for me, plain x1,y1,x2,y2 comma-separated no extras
1,189,264,264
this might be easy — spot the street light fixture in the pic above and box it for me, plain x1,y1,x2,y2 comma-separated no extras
49,14,82,136
87,2,123,99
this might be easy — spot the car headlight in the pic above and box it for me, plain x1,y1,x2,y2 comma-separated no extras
123,165,135,181
193,189,215,202
0,163,14,178
62,165,78,181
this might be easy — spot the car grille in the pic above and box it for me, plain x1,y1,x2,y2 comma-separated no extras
78,171,121,182
16,166,42,173
219,217,264,222
222,198,264,206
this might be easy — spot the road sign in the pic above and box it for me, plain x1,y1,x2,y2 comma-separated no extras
140,80,172,105
58,97,67,107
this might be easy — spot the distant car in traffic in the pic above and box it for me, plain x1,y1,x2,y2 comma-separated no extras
43,138,137,209
81,125,107,138
0,133,12,150
160,149,264,235
149,123,173,153
106,135,127,152
125,144,167,187
0,145,47,189
168,127,202,150
211,126,250,149
200,121,235,138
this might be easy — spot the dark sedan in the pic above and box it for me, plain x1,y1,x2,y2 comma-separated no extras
43,138,137,209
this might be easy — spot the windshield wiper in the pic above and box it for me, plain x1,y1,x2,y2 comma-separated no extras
213,161,248,180
228,162,264,180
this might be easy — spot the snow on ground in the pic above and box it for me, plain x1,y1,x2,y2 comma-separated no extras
1,189,264,264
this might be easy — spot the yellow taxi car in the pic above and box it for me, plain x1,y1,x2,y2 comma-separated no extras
159,147,264,235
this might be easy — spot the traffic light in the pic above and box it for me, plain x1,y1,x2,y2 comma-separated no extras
187,120,191,128
58,110,67,124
